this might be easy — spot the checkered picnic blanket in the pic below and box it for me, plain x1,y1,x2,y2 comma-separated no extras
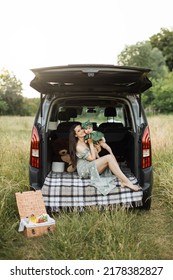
41,166,143,209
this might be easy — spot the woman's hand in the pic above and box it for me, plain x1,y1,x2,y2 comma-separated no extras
87,137,93,145
94,143,101,153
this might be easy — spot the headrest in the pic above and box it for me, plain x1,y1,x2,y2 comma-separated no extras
104,107,117,117
66,108,77,118
58,111,70,121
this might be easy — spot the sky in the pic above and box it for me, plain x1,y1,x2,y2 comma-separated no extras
0,0,173,98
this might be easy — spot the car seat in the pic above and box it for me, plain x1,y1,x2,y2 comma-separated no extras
57,109,79,132
99,107,123,131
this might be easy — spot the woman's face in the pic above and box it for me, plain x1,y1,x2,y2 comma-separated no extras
74,125,86,138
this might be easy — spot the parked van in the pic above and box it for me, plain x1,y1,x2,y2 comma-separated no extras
29,64,153,210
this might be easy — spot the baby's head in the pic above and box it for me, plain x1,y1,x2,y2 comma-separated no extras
82,120,93,134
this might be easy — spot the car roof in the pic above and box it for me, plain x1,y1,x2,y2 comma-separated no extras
30,64,152,95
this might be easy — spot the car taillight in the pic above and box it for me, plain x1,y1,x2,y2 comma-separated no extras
142,126,152,169
30,126,40,168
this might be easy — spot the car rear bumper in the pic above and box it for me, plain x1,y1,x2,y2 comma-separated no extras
141,166,153,190
29,165,42,190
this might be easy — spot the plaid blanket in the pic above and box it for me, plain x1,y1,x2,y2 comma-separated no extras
42,166,143,209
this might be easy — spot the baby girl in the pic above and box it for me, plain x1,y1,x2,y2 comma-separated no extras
82,120,114,158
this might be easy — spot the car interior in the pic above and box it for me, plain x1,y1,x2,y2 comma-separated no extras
47,97,136,174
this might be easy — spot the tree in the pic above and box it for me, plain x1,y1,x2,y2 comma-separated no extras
0,98,8,115
23,97,40,115
0,69,25,115
152,72,173,113
117,40,173,112
150,28,173,72
117,41,167,80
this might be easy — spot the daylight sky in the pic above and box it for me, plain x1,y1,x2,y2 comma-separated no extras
0,0,173,98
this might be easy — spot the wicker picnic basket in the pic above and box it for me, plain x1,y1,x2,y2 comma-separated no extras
15,190,55,237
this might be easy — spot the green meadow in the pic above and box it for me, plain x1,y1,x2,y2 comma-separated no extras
0,115,172,260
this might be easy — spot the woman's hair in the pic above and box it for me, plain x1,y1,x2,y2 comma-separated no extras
69,123,81,168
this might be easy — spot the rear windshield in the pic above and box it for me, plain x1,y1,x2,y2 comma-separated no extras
49,98,133,129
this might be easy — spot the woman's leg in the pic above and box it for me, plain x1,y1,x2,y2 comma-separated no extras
95,154,140,191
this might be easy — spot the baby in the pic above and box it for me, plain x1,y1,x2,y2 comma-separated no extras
82,120,114,158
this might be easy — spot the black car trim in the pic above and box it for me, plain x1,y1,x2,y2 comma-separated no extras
30,64,152,95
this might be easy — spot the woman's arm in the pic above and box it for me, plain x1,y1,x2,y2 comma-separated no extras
86,138,97,161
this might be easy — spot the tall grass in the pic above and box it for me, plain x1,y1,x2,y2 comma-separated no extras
148,115,173,210
0,115,172,260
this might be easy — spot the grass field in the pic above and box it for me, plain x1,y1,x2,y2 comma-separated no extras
0,115,172,260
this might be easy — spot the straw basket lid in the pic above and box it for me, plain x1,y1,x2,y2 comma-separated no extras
15,190,46,219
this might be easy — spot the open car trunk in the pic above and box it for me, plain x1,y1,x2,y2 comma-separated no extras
40,98,143,211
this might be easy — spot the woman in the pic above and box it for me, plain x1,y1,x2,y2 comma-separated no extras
69,123,141,195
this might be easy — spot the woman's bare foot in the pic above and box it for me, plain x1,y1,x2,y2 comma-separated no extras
120,181,141,192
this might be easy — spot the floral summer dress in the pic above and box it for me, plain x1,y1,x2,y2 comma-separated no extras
76,148,118,195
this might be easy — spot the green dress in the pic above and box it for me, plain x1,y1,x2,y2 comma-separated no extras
76,148,118,195
84,131,104,144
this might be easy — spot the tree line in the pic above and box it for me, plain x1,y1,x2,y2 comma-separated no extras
0,69,40,116
0,28,173,116
117,28,173,113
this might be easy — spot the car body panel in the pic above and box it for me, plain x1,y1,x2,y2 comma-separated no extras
30,64,152,94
